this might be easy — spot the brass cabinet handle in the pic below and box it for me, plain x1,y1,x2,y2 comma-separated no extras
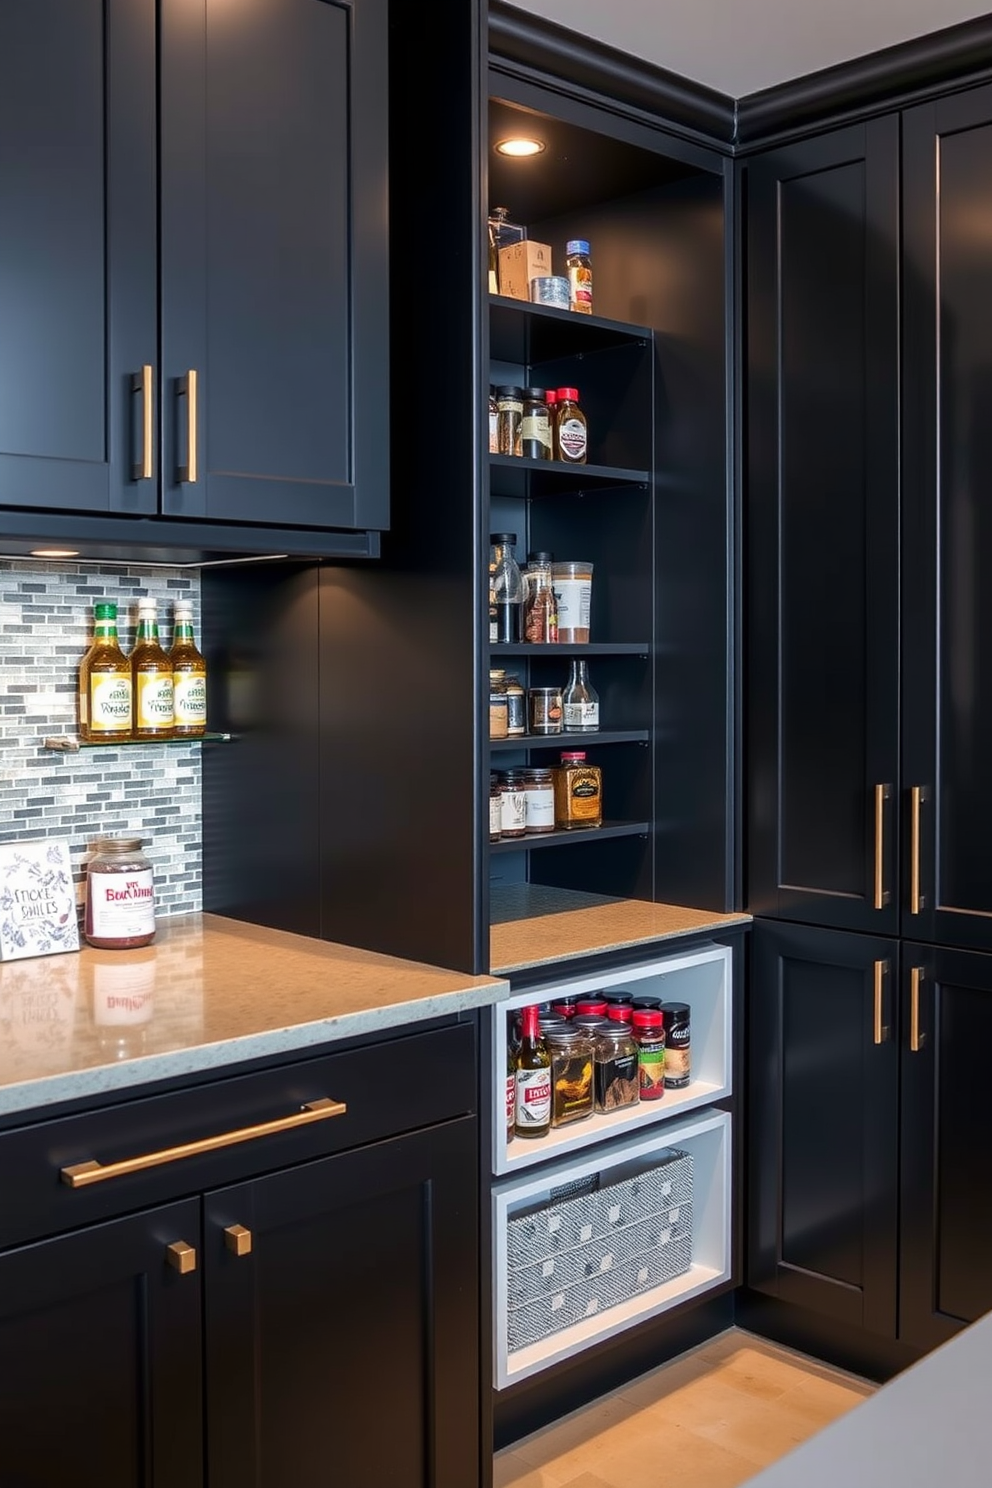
60,1098,347,1188
873,959,889,1044
178,369,198,483
132,364,153,480
910,785,925,913
910,966,926,1052
874,784,891,910
166,1240,197,1275
224,1224,253,1258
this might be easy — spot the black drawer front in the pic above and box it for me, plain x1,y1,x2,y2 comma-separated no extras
0,1020,476,1250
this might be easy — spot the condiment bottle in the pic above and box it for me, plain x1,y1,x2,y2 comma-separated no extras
489,670,509,739
594,1023,640,1113
546,389,559,458
499,769,528,838
520,387,552,459
632,1008,666,1101
545,1024,594,1127
488,387,499,452
495,386,524,457
132,600,175,739
514,1003,552,1139
556,387,588,464
524,551,559,643
553,750,603,829
504,673,526,737
562,658,599,730
169,601,207,738
490,773,503,842
565,238,593,314
520,767,555,834
78,601,132,742
84,837,156,949
490,533,523,643
660,1001,692,1088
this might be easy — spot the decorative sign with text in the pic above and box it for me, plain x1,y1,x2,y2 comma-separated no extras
0,839,80,961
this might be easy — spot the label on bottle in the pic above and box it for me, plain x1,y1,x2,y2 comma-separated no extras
506,1072,516,1134
490,791,503,839
520,413,552,454
638,1045,666,1100
88,869,156,940
174,673,207,726
90,674,132,733
136,672,175,730
558,415,587,461
515,1067,551,1128
567,263,593,313
555,578,592,635
500,787,527,834
563,700,599,729
525,787,555,830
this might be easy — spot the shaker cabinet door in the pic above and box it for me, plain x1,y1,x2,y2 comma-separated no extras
746,119,900,933
160,0,389,533
0,1200,203,1488
204,1117,481,1488
0,0,158,516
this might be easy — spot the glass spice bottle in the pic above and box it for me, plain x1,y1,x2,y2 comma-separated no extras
488,387,499,453
632,1008,666,1101
520,767,555,834
594,1022,640,1113
489,773,503,842
562,658,599,730
490,533,523,643
78,601,132,742
504,673,526,737
495,386,524,457
524,551,559,643
553,750,603,829
514,1003,552,1139
499,769,528,839
565,238,593,314
545,1024,595,1127
489,670,509,739
556,387,588,464
520,387,552,460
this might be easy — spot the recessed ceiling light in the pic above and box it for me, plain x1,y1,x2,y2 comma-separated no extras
495,137,545,158
30,548,79,559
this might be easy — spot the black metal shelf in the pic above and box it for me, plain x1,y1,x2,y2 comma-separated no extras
490,820,649,853
489,729,649,751
491,643,650,657
489,453,649,500
489,296,652,364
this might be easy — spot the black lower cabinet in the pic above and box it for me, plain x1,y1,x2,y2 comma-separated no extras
0,1200,203,1488
899,944,992,1352
204,1118,480,1488
748,920,900,1337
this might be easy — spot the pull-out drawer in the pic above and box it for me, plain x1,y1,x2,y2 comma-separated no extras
0,1019,476,1249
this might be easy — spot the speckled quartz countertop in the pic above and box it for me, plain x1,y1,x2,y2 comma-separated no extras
490,886,751,974
0,912,508,1115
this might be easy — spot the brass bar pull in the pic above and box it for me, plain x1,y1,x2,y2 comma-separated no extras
166,1240,197,1275
60,1098,347,1188
178,369,198,483
873,959,888,1044
910,966,926,1052
874,784,891,910
910,786,924,914
131,364,153,480
224,1224,253,1258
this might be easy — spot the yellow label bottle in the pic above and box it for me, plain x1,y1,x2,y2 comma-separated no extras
79,602,132,741
131,601,175,738
169,601,207,736
553,750,603,829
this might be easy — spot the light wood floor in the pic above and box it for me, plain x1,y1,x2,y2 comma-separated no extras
494,1327,876,1488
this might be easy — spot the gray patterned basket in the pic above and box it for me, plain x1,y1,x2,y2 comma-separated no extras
508,1204,694,1307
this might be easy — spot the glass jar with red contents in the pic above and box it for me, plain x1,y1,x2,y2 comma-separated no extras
84,838,156,949
632,1008,666,1101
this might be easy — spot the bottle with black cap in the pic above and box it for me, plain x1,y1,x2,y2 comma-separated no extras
490,533,523,643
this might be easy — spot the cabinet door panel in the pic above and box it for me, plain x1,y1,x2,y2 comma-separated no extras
0,1200,202,1488
0,0,157,514
748,921,899,1336
161,0,389,532
747,120,900,932
205,1118,480,1488
904,87,992,952
900,945,992,1349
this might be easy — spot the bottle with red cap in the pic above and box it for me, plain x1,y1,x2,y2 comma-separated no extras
555,388,587,464
632,1007,666,1101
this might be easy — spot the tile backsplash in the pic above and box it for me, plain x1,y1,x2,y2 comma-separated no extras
1,561,202,918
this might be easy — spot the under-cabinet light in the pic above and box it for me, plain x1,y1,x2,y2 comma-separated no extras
494,137,545,158
30,548,79,558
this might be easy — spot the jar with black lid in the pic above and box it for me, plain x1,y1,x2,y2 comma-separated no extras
660,1001,691,1088
504,673,526,738
520,388,552,460
499,769,528,838
495,386,524,456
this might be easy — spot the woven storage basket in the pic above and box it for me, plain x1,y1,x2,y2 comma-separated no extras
508,1204,693,1307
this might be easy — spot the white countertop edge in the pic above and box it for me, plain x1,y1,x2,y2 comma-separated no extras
492,915,753,974
0,981,510,1118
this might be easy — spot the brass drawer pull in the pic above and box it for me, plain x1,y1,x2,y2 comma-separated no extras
910,966,926,1052
178,368,198,483
60,1098,347,1188
873,959,889,1045
910,785,925,914
874,784,891,909
132,364,153,480
224,1224,253,1257
166,1240,197,1274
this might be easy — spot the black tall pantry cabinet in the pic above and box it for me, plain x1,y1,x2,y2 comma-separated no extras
744,88,992,1367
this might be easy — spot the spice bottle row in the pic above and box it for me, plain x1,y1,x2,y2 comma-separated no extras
490,537,593,644
491,751,602,840
509,996,692,1143
490,663,598,740
488,208,593,314
490,385,587,464
78,600,207,742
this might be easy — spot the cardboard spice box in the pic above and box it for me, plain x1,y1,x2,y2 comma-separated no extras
498,239,554,300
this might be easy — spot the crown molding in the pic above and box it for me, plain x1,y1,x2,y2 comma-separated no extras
488,1,736,149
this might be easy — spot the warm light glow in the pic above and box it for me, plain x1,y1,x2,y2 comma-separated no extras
495,137,545,158
30,548,79,558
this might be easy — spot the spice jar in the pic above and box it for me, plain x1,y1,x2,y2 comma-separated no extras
488,388,499,453
594,1023,640,1113
565,239,593,315
498,769,528,838
521,767,555,834
544,1024,594,1127
504,673,526,737
520,388,552,459
554,750,603,829
555,387,588,463
84,838,156,949
549,995,578,1020
528,686,563,735
632,1008,666,1101
660,1001,691,1088
489,773,503,842
495,385,524,457
489,669,509,739
552,561,594,643
575,996,608,1017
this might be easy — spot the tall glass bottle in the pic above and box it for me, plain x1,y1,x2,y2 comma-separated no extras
131,600,175,739
169,601,207,738
562,658,599,730
490,533,523,643
514,1003,552,1139
524,551,559,643
78,602,132,742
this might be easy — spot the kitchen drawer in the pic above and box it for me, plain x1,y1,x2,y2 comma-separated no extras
0,1020,476,1250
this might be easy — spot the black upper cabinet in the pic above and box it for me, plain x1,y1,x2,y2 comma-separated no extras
0,0,388,541
746,120,900,934
903,86,992,952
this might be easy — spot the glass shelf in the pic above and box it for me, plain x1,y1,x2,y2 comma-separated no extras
42,733,234,753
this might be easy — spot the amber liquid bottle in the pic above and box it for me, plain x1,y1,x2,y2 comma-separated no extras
132,601,175,739
513,1003,552,1139
170,601,207,737
78,602,132,742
